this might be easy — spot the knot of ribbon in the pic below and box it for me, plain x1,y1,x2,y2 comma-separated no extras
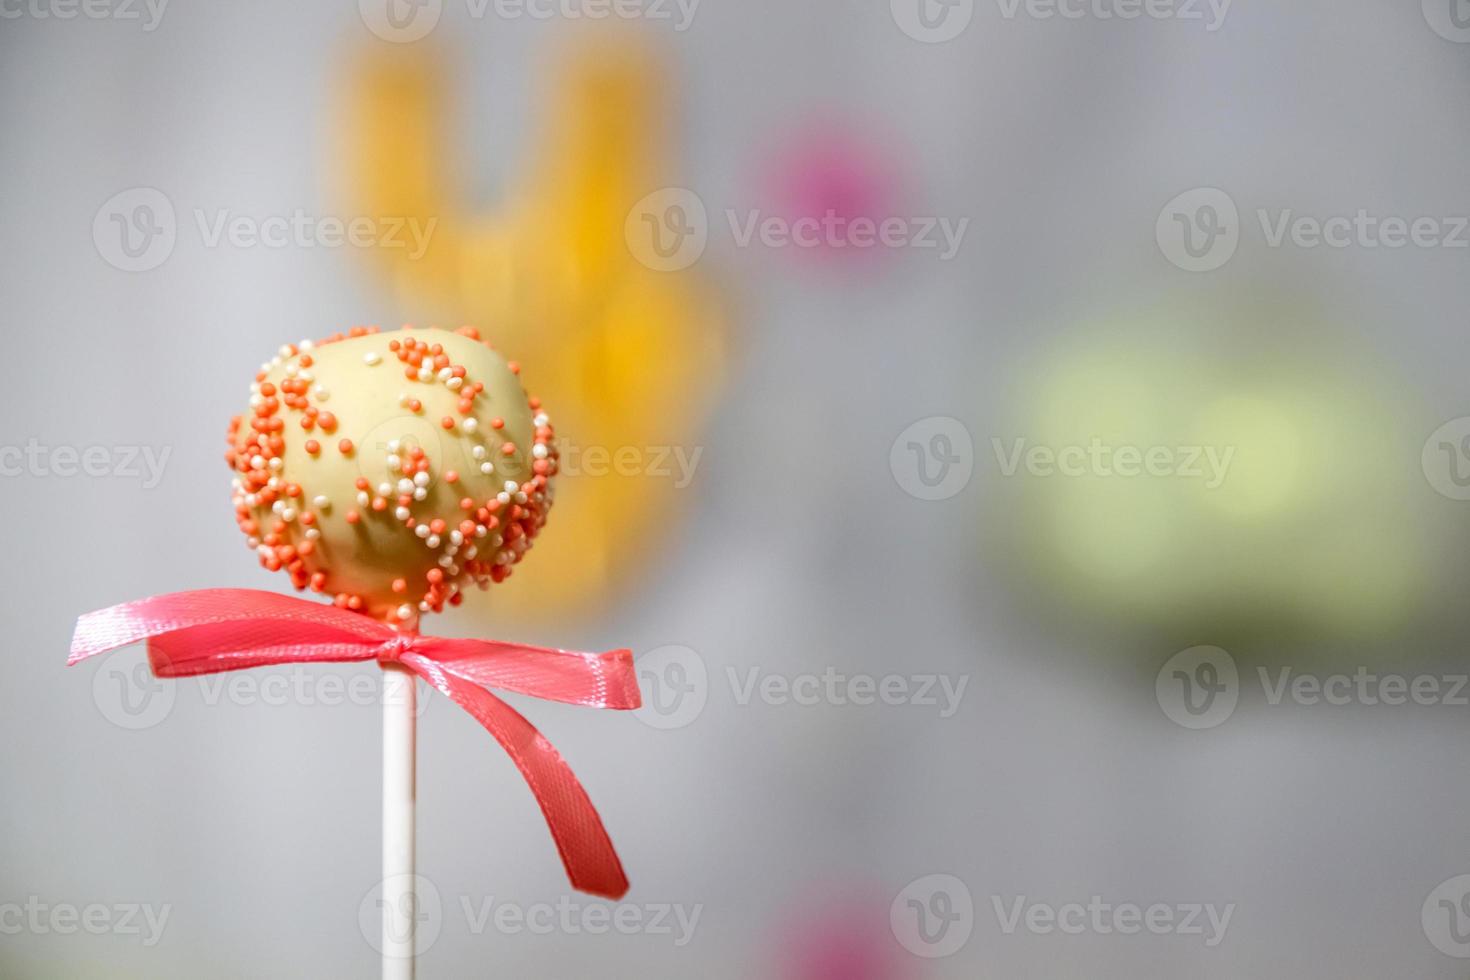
69,588,642,899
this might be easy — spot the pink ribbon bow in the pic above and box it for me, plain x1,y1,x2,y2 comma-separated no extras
69,588,641,899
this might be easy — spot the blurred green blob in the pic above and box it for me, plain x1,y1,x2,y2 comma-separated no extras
1001,297,1430,643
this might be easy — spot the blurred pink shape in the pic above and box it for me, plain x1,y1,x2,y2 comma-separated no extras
762,120,906,269
780,892,914,980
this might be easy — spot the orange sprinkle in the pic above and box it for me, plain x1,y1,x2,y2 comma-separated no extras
338,439,354,455
305,439,320,455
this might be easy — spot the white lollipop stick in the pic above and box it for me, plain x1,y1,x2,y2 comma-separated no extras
381,661,417,979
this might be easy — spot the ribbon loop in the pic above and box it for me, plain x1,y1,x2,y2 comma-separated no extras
70,588,639,900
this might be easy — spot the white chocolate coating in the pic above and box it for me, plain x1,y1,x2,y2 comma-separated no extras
227,326,557,623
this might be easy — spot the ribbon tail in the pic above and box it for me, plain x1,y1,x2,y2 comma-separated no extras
402,653,632,900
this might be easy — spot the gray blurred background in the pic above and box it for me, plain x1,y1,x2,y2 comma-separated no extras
7,0,1470,976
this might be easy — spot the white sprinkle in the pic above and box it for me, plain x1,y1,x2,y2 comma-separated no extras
462,417,478,434
533,413,549,426
413,472,430,488
397,604,414,621
532,444,548,459
396,478,414,496
387,439,401,453
299,338,314,350
378,482,393,497
298,370,314,382
446,377,463,391
250,455,267,470
412,487,427,501
278,345,293,358
364,351,382,366
474,526,487,539
417,367,434,382
426,534,441,548
449,530,464,546
472,445,487,461
357,491,370,506
438,555,454,568
480,463,494,475
496,491,511,505
313,385,330,401
280,507,296,523
268,458,283,471
415,524,430,539
313,495,330,509
437,367,453,382
503,480,518,494
395,507,411,520
304,528,320,540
